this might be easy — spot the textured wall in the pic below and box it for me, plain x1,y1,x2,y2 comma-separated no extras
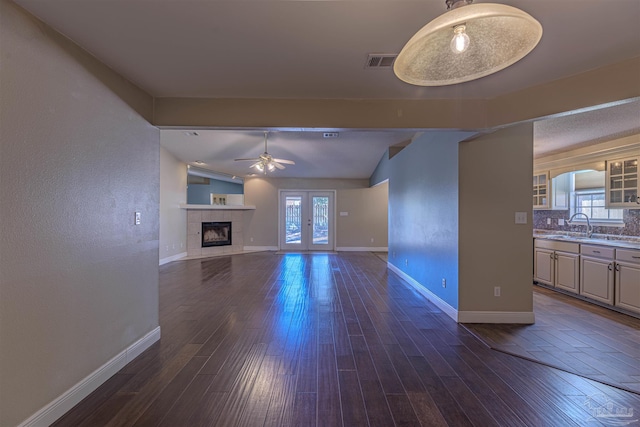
243,177,381,248
0,2,159,425
160,147,187,262
387,131,474,310
458,124,534,314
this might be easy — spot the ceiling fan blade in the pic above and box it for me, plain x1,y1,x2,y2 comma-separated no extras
273,158,295,165
272,161,285,170
234,158,260,162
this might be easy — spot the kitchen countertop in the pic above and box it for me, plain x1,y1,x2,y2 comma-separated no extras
533,230,640,250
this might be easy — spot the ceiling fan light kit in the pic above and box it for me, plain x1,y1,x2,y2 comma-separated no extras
393,0,542,86
234,132,295,174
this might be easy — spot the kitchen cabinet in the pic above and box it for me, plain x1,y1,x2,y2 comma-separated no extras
580,245,615,305
533,172,549,209
534,239,580,293
533,172,570,210
606,156,639,208
614,248,640,314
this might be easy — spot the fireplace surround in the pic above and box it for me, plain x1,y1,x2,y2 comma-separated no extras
201,222,232,247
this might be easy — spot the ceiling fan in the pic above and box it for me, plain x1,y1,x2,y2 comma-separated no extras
234,131,295,173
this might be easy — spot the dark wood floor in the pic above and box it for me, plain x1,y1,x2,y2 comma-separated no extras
54,252,640,426
466,285,640,394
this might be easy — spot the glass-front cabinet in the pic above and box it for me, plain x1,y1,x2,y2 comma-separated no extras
533,172,549,209
606,156,639,208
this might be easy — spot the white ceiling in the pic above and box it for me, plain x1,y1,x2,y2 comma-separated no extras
13,0,640,179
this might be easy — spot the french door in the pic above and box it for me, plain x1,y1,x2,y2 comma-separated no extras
279,191,335,251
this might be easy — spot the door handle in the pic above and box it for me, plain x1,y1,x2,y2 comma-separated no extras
608,263,613,271
615,263,620,272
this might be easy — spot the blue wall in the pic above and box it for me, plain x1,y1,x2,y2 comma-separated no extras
187,179,243,204
387,131,474,310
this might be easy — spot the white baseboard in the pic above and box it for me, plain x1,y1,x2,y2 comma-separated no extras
19,326,161,427
387,262,458,322
159,252,187,266
243,246,278,251
336,247,388,252
458,311,535,324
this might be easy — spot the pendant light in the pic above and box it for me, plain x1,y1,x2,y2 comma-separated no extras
393,0,542,86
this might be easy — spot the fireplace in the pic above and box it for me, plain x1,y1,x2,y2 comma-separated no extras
202,222,232,247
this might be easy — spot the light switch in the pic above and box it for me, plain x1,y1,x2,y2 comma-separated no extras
558,218,565,226
515,212,527,224
340,212,349,216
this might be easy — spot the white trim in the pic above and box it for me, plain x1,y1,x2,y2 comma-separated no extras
159,252,187,265
18,327,161,427
179,203,255,210
243,246,278,251
387,262,458,322
336,247,388,252
457,311,535,324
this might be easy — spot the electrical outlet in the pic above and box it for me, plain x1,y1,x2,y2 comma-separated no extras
135,211,141,225
494,286,501,297
405,259,408,266
546,218,551,225
393,252,396,258
558,219,565,226
442,278,446,288
370,238,374,243
250,237,254,242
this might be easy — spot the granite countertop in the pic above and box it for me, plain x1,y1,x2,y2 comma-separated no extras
533,230,640,250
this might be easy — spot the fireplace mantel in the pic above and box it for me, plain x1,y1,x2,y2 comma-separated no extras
180,204,255,210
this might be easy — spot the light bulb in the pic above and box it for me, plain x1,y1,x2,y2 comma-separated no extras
255,163,264,172
450,24,470,53
267,163,275,172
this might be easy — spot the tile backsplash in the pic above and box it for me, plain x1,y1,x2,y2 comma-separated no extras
533,209,640,236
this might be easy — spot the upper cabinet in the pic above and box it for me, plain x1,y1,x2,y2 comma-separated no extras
533,172,570,210
533,172,549,209
606,156,639,208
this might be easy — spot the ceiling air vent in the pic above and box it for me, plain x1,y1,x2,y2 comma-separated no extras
365,54,397,69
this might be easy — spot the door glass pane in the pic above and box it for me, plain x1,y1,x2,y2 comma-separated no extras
312,196,329,245
285,196,302,244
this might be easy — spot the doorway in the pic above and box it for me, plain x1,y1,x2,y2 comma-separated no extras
279,191,335,251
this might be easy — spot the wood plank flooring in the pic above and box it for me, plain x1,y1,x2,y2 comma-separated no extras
465,285,640,395
54,252,640,426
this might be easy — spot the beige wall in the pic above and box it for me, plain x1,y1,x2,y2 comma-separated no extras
0,2,159,425
159,147,187,263
244,177,387,249
153,58,640,131
458,124,534,315
336,182,388,248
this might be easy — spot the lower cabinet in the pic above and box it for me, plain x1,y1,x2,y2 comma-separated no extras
615,249,640,314
536,239,640,315
580,245,615,305
555,252,580,293
534,239,580,293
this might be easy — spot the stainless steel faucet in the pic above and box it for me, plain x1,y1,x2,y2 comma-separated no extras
568,212,593,238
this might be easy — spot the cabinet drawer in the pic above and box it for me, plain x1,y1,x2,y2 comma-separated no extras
535,239,580,254
581,245,615,259
616,248,640,265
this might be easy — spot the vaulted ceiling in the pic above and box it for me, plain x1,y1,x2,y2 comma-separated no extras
13,0,640,178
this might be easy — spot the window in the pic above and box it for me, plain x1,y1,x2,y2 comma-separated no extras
572,190,623,222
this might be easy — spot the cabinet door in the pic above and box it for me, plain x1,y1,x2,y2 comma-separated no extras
615,262,640,314
555,252,580,293
533,173,550,210
606,157,639,208
534,248,554,286
551,173,570,210
580,256,614,304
